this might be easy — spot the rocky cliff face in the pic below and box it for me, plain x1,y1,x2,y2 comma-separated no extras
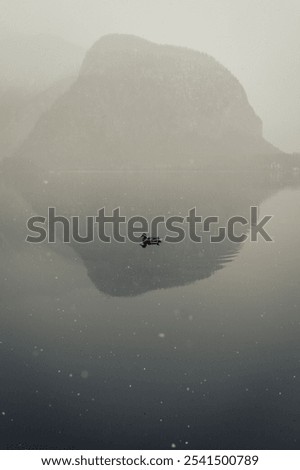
15,34,277,169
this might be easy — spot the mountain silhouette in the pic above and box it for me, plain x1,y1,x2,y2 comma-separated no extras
13,34,278,170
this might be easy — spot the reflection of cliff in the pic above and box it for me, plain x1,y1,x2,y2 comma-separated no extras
4,169,284,297
64,172,240,296
2,163,300,297
14,34,278,171
78,237,240,297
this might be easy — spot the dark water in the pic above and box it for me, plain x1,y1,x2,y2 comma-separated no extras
0,169,299,449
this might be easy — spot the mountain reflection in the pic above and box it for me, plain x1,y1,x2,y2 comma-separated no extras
3,167,299,297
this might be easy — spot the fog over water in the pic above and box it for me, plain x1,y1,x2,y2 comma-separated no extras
0,1,300,450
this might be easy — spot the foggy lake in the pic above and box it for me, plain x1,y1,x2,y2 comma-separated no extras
0,169,299,449
0,0,300,458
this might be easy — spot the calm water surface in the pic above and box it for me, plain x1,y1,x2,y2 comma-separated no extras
0,171,299,449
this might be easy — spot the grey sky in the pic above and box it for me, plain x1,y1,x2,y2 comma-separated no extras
1,0,299,152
